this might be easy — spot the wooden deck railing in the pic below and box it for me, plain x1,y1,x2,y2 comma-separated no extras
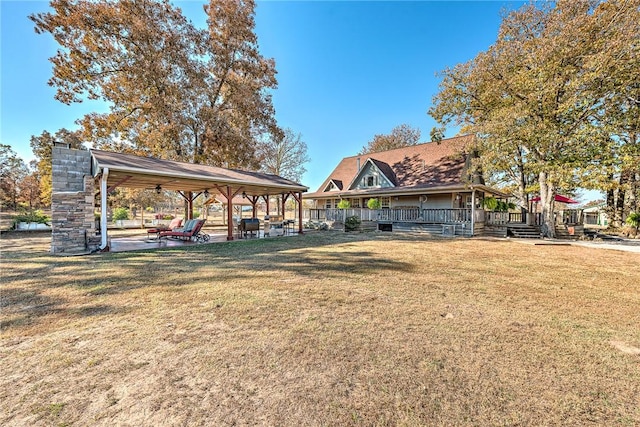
304,208,583,226
306,208,473,224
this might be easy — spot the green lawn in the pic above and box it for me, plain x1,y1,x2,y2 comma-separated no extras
1,231,639,426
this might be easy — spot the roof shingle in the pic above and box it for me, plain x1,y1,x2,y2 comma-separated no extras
309,135,474,197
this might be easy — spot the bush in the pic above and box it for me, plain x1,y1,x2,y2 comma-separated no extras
344,215,361,232
12,209,51,229
112,207,129,221
483,197,515,212
626,212,640,231
367,198,381,210
337,199,351,209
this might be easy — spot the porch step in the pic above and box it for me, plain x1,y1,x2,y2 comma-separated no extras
482,225,507,238
507,223,542,239
555,224,584,240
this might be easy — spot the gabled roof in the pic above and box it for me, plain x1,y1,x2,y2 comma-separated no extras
323,179,343,192
370,159,397,186
90,149,308,196
346,158,397,190
307,135,477,198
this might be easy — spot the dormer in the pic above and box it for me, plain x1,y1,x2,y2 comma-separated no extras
348,158,396,190
323,179,343,192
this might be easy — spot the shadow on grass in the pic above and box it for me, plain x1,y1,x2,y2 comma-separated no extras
1,299,129,332
0,231,458,330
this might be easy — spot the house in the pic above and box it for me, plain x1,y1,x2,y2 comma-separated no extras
303,135,511,236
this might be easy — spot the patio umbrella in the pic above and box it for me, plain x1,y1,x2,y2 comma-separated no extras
530,195,578,204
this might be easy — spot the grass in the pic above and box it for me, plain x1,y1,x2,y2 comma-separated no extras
1,231,639,426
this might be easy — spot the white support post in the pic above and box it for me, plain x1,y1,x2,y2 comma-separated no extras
471,188,476,237
100,168,109,250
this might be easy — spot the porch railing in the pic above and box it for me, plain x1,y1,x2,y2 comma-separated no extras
306,208,472,224
304,208,582,226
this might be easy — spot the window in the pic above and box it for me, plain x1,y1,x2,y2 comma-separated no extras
362,175,377,188
381,197,390,209
351,198,361,208
325,199,333,209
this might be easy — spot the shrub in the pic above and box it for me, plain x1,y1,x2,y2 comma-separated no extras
344,215,361,232
337,199,351,209
626,212,640,232
483,197,515,212
12,209,51,229
112,207,129,221
367,198,381,210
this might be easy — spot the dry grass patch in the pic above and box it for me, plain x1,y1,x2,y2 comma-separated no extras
1,231,639,426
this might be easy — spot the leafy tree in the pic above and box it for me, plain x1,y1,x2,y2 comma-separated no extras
18,172,42,210
0,145,28,209
31,0,278,169
579,1,640,226
430,1,638,237
359,124,421,155
30,128,85,206
112,207,130,221
257,128,310,183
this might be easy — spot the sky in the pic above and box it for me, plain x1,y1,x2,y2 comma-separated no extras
2,0,598,202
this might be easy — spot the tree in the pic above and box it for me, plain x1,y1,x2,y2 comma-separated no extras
31,0,279,169
30,128,85,206
257,128,309,183
359,124,421,155
18,172,42,210
430,0,638,237
579,0,640,226
0,145,28,209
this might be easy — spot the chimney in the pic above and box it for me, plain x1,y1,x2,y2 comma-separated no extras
357,157,361,170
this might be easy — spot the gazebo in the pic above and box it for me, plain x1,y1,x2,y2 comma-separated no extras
50,145,307,254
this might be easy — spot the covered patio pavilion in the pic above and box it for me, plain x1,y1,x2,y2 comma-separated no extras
91,149,308,251
49,145,308,254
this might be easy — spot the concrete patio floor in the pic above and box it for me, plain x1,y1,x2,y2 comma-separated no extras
108,227,301,253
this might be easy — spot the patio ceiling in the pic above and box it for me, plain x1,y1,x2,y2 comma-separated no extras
91,149,308,197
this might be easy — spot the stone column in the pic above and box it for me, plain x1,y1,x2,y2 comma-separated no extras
50,147,99,254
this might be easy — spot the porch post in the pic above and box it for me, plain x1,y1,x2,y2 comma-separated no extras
281,194,288,219
471,188,476,236
226,186,234,241
100,168,109,251
297,192,304,234
262,195,270,218
250,196,259,218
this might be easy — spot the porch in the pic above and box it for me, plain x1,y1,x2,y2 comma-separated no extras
304,208,584,238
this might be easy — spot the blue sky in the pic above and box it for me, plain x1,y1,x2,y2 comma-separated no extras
3,0,529,194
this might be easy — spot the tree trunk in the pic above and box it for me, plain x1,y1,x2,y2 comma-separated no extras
614,172,629,227
539,171,556,238
630,171,639,214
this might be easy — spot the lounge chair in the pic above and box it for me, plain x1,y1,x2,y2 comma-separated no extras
147,217,183,239
158,219,209,242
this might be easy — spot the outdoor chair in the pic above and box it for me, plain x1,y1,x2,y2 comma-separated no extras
158,219,209,242
147,217,183,239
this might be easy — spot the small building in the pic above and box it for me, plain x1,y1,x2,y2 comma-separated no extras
303,135,510,236
583,205,608,227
